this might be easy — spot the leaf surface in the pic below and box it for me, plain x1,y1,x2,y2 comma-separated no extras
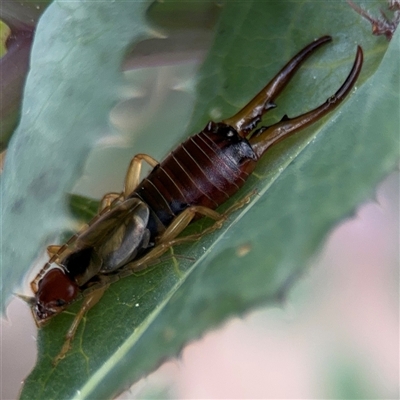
1,0,151,307
14,1,399,399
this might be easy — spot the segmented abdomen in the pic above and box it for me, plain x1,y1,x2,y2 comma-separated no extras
132,121,258,235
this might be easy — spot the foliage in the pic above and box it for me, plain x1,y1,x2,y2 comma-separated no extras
0,0,396,398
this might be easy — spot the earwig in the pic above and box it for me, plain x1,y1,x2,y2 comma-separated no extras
23,36,363,363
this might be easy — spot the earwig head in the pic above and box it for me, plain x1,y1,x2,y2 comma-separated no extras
32,268,79,326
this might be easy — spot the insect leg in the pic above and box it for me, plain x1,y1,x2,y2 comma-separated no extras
124,154,159,196
249,46,363,159
126,191,255,272
222,36,332,136
53,285,108,366
47,245,62,257
99,154,159,210
77,193,255,296
99,192,121,211
119,207,223,272
96,154,160,212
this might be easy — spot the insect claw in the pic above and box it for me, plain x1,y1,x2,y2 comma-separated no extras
249,45,363,158
223,36,332,136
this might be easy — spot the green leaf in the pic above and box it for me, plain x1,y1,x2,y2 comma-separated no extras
68,194,99,223
14,0,400,399
0,1,53,148
1,0,152,308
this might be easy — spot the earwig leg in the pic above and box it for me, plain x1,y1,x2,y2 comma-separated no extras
67,194,255,312
126,191,255,272
223,36,332,136
249,46,363,159
99,192,122,211
93,154,160,213
100,153,160,211
159,206,222,243
47,245,62,257
124,154,159,196
53,286,107,366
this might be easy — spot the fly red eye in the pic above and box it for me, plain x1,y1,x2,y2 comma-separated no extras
36,269,79,313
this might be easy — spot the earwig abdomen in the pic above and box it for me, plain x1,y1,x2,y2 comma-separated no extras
133,121,258,233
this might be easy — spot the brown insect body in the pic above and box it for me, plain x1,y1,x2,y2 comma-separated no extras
34,198,151,319
132,121,258,235
24,36,363,362
34,122,259,323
